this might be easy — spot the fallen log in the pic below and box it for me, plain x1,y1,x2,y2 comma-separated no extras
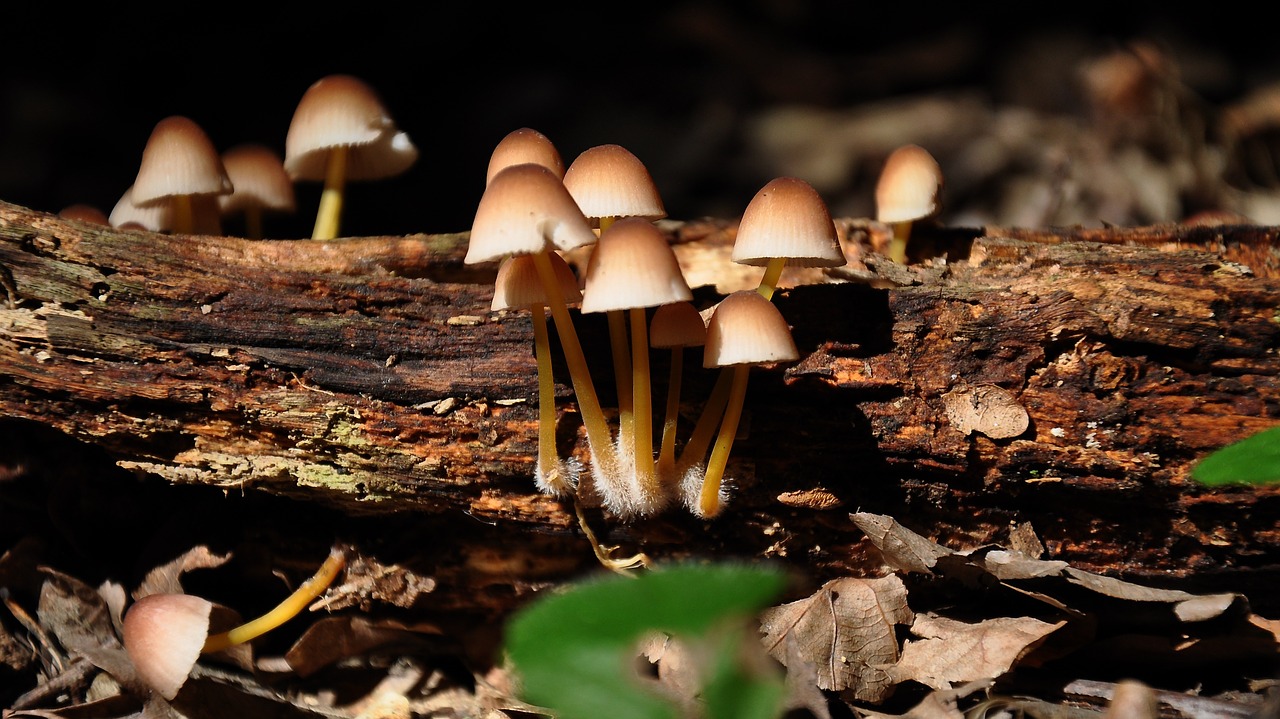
1,201,1277,622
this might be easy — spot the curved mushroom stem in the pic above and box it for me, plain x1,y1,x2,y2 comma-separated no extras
532,250,618,473
656,345,684,480
887,220,913,264
573,498,651,575
757,257,787,300
530,306,571,495
312,146,349,240
630,306,656,499
201,546,346,654
677,367,732,470
697,363,750,518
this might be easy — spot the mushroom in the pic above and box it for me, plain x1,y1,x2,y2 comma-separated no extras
562,144,668,452
121,545,346,701
283,74,418,240
218,143,297,239
492,251,583,496
109,184,170,232
486,127,565,184
58,204,110,225
129,116,233,235
874,144,943,264
685,290,799,518
580,217,693,517
649,300,708,482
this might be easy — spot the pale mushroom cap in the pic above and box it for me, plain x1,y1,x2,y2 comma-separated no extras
650,300,708,349
218,144,297,214
730,176,845,268
703,290,799,368
131,116,233,206
122,593,213,700
283,74,418,182
486,128,565,185
580,217,692,314
110,184,170,231
875,144,943,224
466,163,598,264
562,144,667,225
492,252,582,311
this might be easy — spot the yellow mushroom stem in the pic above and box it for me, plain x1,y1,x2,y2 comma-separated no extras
201,546,346,654
244,207,264,241
656,344,685,478
677,366,731,469
312,145,349,240
529,305,565,492
887,220,913,264
756,256,787,300
171,195,194,235
698,363,751,518
599,217,634,446
532,250,618,472
630,306,656,497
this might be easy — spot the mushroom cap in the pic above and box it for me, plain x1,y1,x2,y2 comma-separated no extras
562,144,666,225
580,217,692,314
875,144,943,224
109,184,170,232
702,290,799,368
486,128,565,185
58,204,110,225
218,144,297,214
121,593,213,700
650,300,707,349
283,74,418,182
466,163,598,264
492,252,582,311
131,116,233,206
730,176,845,268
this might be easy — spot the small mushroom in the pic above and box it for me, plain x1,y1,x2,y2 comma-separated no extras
875,144,943,264
58,204,110,225
218,143,296,239
485,127,565,184
129,116,233,235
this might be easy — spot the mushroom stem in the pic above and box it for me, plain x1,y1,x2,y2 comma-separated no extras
532,250,618,471
312,146,349,240
887,220,913,264
608,310,634,446
530,306,567,493
244,207,264,241
573,497,651,575
171,196,195,235
630,306,656,498
677,366,732,469
201,546,346,653
698,363,751,518
757,256,787,300
656,345,684,479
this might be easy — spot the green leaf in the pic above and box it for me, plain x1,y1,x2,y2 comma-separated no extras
504,562,788,719
1191,425,1280,486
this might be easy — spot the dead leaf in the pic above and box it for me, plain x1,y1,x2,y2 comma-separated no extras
850,513,951,574
942,384,1029,439
759,575,912,703
1062,567,1244,621
284,614,444,678
37,567,140,692
888,613,1065,690
133,546,232,600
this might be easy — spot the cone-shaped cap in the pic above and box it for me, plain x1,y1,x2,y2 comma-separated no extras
562,144,666,225
492,252,582,311
703,290,799,368
284,74,418,181
731,176,844,268
218,144,297,215
486,128,565,185
580,217,692,313
131,116,233,206
122,593,213,700
650,300,707,349
466,163,598,264
875,144,943,224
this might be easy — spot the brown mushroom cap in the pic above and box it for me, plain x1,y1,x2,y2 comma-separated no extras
486,128,565,185
466,163,598,264
283,74,418,182
702,290,799,368
580,217,692,314
58,204,110,225
218,144,297,215
875,144,943,224
131,116,233,206
730,176,845,267
650,300,708,349
492,252,582,311
562,144,667,225
121,593,213,700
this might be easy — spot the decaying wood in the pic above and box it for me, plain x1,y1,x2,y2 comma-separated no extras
1,201,1278,622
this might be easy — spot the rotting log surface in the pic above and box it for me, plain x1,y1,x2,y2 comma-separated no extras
1,201,1278,622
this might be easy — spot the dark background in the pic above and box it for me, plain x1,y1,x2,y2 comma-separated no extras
3,3,1277,238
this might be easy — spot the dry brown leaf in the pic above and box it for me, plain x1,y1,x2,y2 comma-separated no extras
1061,567,1244,621
850,513,951,574
37,567,140,693
759,575,912,703
133,546,232,600
941,384,1030,439
284,614,444,678
888,613,1065,691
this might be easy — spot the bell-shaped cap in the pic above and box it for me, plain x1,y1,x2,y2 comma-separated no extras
466,163,598,264
650,300,707,349
131,116,233,206
283,74,418,182
731,176,844,268
121,593,213,700
580,217,692,314
491,252,582,311
218,144,297,215
875,144,943,224
703,290,799,368
486,128,565,185
562,144,666,225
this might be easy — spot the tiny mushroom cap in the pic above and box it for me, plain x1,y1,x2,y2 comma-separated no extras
492,251,582,311
283,74,418,182
466,163,598,264
58,204,110,225
703,290,799,368
121,593,214,700
218,144,297,216
130,116,233,207
562,144,666,226
110,184,170,232
730,176,845,268
486,128,565,185
875,144,943,224
650,300,708,349
580,217,692,314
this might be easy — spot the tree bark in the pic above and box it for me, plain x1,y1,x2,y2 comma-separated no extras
1,201,1277,621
